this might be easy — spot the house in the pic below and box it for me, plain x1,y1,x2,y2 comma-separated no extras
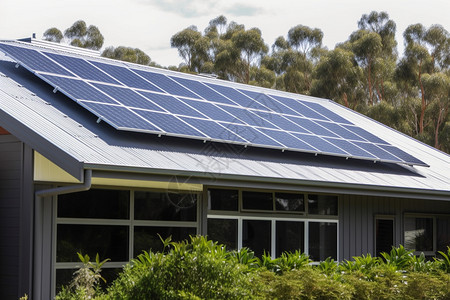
0,38,449,300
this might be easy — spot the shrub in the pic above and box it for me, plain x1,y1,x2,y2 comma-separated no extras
102,236,263,300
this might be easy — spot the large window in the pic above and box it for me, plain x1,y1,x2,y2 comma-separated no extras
54,189,199,294
404,214,450,256
207,188,338,260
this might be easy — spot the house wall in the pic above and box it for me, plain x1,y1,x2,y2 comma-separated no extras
0,135,34,300
339,194,450,260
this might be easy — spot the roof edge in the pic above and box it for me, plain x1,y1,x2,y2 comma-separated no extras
84,163,450,201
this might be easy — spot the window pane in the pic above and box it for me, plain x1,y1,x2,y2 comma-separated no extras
208,189,238,211
242,191,273,210
57,224,128,262
309,222,337,261
207,218,238,250
437,217,450,253
134,191,197,221
243,220,271,257
134,226,196,256
275,193,305,212
276,221,304,257
404,217,433,251
58,189,130,219
376,219,394,256
308,194,338,215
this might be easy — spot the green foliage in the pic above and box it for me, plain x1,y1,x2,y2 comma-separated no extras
55,253,110,300
102,236,261,300
57,242,450,300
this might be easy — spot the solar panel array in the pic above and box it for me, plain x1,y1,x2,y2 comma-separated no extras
0,41,426,166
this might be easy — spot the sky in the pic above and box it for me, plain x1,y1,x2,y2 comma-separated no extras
1,0,449,67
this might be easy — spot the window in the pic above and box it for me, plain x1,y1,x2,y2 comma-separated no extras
404,216,434,253
207,188,338,260
54,188,199,296
404,214,450,256
375,216,394,256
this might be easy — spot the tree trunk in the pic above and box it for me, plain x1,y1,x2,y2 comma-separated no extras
418,60,426,135
367,58,373,106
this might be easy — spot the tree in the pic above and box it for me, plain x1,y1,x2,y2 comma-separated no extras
43,27,63,43
64,20,104,50
264,25,324,94
311,48,364,109
42,20,104,50
101,46,155,66
170,26,210,73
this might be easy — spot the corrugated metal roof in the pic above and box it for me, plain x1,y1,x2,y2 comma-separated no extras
0,56,449,199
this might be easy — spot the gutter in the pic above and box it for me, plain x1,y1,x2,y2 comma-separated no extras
33,169,92,300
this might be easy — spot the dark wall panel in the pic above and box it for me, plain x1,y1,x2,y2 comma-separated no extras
340,194,450,260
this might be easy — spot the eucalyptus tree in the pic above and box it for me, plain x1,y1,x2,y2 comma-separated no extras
42,20,104,50
310,48,364,109
101,46,154,66
43,27,63,43
170,25,210,73
264,25,324,94
345,12,398,105
398,23,449,138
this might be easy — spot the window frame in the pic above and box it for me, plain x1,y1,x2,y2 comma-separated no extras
374,215,395,257
403,213,437,256
206,186,339,260
52,187,201,298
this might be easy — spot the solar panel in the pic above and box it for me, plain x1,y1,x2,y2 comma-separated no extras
0,41,428,166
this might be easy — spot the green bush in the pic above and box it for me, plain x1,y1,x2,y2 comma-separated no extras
100,236,263,300
56,240,450,300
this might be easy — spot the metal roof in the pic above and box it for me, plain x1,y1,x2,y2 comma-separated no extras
0,50,449,200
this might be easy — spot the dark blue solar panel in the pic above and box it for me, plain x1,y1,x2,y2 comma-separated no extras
219,123,282,147
0,42,425,166
314,120,362,141
286,116,338,137
238,90,299,115
342,125,388,144
90,61,163,92
92,84,164,111
132,70,199,98
80,102,159,131
205,83,267,110
178,117,246,142
252,111,309,133
301,101,352,124
133,110,206,137
0,43,72,75
292,134,348,155
352,141,399,161
270,95,327,120
170,77,236,105
41,75,116,104
323,138,376,159
377,144,425,165
259,129,316,151
180,99,244,124
220,106,277,128
139,92,204,118
44,53,120,84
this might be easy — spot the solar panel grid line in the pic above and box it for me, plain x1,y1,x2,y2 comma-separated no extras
78,101,166,133
238,89,301,116
42,52,122,85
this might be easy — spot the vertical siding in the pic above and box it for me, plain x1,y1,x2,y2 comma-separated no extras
339,194,450,260
0,136,22,299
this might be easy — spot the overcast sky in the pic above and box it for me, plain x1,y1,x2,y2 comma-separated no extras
1,0,449,66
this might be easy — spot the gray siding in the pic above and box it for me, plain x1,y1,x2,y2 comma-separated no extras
339,194,450,260
0,136,33,299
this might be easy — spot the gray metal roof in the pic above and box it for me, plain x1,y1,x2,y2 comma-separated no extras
0,51,449,200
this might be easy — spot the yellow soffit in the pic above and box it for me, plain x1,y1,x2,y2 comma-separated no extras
33,152,203,191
